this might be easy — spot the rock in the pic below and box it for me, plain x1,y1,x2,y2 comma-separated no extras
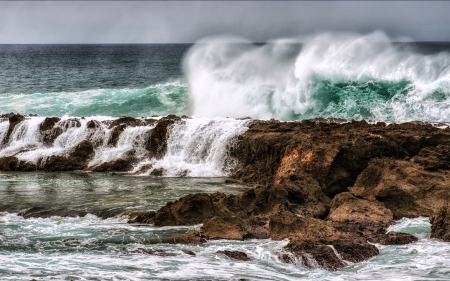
232,120,447,197
330,237,379,263
201,216,248,240
127,211,156,224
413,145,450,170
107,124,127,146
377,231,418,245
148,115,181,159
327,192,393,225
0,156,36,171
269,211,335,240
216,250,251,261
350,158,450,219
281,238,347,271
40,117,62,145
38,140,94,171
151,193,216,226
430,202,450,242
90,157,134,172
2,113,24,144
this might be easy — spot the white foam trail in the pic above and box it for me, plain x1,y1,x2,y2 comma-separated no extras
0,121,9,147
185,31,450,122
0,117,46,159
143,117,250,177
88,125,154,167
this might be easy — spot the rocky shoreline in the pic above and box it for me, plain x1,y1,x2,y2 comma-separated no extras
129,118,450,270
2,114,450,270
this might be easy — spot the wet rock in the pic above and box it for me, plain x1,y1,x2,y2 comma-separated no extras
413,145,450,170
430,202,450,242
182,249,196,256
216,250,251,261
107,124,127,146
127,211,156,224
150,168,164,177
232,120,446,197
0,156,35,171
39,140,94,171
40,117,62,145
281,238,346,271
269,211,335,240
151,193,216,226
2,113,24,144
377,231,418,245
350,158,450,219
330,237,379,263
90,158,134,172
148,115,181,159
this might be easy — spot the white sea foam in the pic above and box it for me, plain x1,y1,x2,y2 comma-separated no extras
185,31,450,122
140,117,250,177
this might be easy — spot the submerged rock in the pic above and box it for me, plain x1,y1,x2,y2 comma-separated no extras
216,250,251,261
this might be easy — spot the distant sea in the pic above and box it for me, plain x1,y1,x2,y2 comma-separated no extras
1,32,450,280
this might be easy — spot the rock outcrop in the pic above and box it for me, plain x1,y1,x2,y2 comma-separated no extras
129,119,450,271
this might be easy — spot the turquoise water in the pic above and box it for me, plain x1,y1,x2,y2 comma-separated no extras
1,34,450,280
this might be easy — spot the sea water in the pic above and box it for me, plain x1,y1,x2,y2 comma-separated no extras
1,31,450,280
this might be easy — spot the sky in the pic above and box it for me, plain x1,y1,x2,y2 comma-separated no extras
0,1,449,43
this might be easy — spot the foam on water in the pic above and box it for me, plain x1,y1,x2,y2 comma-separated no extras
138,117,251,177
184,31,450,122
0,116,249,177
1,214,449,280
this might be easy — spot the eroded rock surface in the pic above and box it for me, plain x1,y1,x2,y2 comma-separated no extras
130,120,450,271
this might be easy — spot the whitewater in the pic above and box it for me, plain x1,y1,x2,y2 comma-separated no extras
1,32,450,280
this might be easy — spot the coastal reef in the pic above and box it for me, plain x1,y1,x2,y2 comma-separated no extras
129,118,450,270
2,113,450,270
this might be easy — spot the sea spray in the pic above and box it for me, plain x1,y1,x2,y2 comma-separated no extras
184,31,450,122
135,117,251,177
0,116,250,176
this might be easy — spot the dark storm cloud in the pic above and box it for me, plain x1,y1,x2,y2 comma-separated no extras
0,1,449,43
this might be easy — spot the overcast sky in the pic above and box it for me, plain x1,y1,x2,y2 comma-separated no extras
0,1,449,43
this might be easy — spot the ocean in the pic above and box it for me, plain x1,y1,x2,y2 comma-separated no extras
1,32,450,280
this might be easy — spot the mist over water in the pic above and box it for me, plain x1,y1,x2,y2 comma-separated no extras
185,32,450,122
0,32,450,122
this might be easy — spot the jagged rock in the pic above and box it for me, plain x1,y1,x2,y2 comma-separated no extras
38,140,94,171
148,115,181,159
232,120,450,197
377,231,418,245
201,216,269,240
0,156,35,171
281,238,347,271
269,211,335,240
40,117,62,145
127,211,156,224
2,113,24,144
430,202,450,241
216,250,251,261
152,193,216,226
350,158,450,219
108,124,127,146
413,145,450,170
328,192,393,225
90,157,135,172
330,237,379,263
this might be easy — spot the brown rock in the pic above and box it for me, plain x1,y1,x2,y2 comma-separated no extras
152,193,216,226
2,113,24,144
377,231,418,245
216,250,251,261
350,158,450,219
39,140,94,171
282,238,347,271
330,237,379,263
269,211,335,240
327,192,393,225
148,115,181,159
430,202,450,242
